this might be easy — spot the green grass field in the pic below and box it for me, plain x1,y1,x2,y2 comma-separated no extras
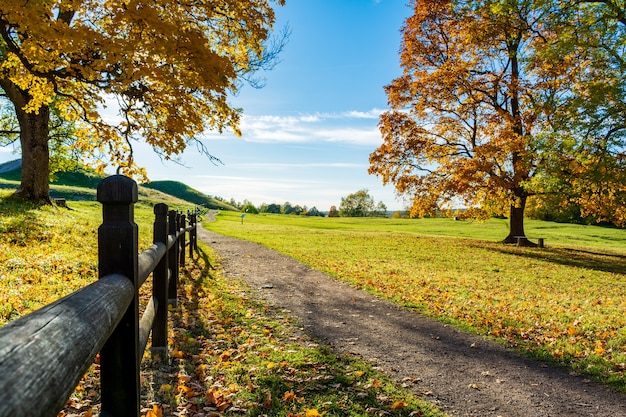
206,211,626,391
0,187,446,417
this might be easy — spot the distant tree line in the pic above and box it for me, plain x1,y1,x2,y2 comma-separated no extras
226,189,388,218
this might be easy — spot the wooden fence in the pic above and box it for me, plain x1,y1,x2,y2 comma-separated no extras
0,175,198,417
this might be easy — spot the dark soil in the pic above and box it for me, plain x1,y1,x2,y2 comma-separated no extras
197,224,626,417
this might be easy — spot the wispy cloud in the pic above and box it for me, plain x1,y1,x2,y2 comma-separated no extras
227,109,385,146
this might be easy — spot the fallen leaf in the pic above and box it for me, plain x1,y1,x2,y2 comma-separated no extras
282,390,297,402
392,401,408,409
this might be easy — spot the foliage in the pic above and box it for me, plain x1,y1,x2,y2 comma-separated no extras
368,0,614,241
305,206,323,217
0,0,287,200
525,0,626,226
240,202,259,214
339,189,374,217
339,189,386,217
208,211,626,390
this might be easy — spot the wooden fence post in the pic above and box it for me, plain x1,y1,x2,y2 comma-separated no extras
152,203,169,361
97,175,140,417
188,211,195,259
168,210,179,306
180,213,187,266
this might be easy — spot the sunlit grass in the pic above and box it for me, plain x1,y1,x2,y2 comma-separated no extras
1,188,447,416
207,211,626,391
144,244,445,416
0,189,166,325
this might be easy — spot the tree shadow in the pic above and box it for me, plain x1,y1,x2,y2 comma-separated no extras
486,244,626,275
0,194,48,246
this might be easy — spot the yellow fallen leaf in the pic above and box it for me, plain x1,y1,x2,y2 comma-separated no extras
392,401,408,409
305,409,321,417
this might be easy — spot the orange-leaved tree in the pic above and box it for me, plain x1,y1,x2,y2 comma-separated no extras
369,0,583,244
0,0,286,202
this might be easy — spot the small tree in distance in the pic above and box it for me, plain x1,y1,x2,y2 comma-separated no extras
339,189,386,217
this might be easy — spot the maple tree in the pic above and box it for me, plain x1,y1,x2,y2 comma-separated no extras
369,0,590,243
0,0,286,202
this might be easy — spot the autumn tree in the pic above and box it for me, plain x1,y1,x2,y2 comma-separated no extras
525,0,626,225
0,0,286,202
369,0,584,243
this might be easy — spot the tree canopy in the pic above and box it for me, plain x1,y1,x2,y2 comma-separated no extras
0,0,286,201
369,0,626,242
339,189,387,217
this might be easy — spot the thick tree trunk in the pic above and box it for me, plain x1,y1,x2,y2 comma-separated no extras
502,195,536,246
14,106,52,203
1,80,52,203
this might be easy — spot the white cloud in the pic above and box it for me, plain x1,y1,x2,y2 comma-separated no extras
229,162,365,170
231,109,384,145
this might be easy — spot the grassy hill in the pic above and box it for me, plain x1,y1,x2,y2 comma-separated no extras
0,159,236,210
141,180,236,210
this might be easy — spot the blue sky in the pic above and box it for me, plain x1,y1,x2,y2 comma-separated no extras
1,0,412,211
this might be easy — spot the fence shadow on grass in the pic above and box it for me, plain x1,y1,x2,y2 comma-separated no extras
486,244,626,275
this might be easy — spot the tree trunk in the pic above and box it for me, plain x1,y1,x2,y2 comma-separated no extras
15,106,51,202
1,80,52,203
502,195,536,246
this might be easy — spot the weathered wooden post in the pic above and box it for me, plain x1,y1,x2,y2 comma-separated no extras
193,209,199,251
168,210,179,306
188,210,196,259
97,175,140,417
152,203,169,361
180,212,187,266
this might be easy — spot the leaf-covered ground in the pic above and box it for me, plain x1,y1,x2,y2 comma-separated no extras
60,243,444,417
0,192,443,416
206,211,626,391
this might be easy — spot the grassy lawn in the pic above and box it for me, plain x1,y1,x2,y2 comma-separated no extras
207,211,626,391
0,188,446,417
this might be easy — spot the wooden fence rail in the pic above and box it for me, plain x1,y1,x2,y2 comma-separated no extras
0,175,198,417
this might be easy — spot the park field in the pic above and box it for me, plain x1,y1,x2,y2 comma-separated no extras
206,211,626,391
0,189,445,417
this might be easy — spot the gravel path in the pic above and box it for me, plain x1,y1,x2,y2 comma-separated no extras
198,225,626,417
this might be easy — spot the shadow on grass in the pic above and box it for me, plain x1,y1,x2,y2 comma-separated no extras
164,245,443,416
486,244,626,275
0,193,49,246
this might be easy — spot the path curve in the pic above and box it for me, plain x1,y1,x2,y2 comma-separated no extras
198,225,626,417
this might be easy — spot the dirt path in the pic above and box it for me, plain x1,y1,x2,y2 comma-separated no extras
197,225,626,417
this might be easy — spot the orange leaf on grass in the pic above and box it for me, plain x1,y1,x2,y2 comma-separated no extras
145,405,163,417
392,401,408,409
282,390,297,402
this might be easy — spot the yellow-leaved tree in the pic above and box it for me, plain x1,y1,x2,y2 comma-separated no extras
369,0,586,244
0,0,286,202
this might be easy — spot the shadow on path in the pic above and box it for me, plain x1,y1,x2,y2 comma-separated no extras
198,226,626,417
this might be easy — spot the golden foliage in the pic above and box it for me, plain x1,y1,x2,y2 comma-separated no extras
0,0,285,177
369,0,583,227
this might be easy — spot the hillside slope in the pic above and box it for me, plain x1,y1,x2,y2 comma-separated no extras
0,160,234,209
142,180,236,210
